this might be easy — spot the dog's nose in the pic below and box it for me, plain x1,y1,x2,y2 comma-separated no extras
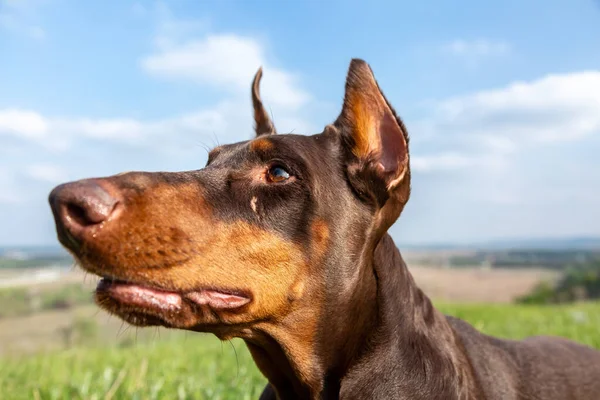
49,180,119,250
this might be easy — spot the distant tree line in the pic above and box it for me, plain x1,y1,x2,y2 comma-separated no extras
0,254,73,269
411,249,599,270
518,259,600,304
451,250,598,269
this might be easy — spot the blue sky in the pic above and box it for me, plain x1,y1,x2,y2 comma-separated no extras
1,0,600,246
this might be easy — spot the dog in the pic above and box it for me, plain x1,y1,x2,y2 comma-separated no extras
49,59,600,399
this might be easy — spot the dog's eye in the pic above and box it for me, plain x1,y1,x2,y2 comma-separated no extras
267,165,290,183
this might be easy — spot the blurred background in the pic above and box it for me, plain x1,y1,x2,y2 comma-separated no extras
1,0,599,399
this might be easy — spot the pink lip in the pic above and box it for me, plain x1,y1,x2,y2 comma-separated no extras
186,290,251,309
97,279,251,310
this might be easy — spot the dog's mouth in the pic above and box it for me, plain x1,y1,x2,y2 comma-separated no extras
97,278,251,310
94,276,252,329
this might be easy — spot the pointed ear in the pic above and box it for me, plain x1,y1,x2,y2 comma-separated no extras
334,59,409,194
251,67,276,137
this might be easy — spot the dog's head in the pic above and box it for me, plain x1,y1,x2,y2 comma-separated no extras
48,59,410,341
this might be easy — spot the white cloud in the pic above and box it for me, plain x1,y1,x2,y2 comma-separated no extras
409,70,600,177
0,192,21,204
433,71,600,144
143,35,263,88
411,153,475,172
0,167,21,204
0,98,313,153
4,70,599,176
141,34,310,110
442,39,511,57
26,164,68,183
408,70,600,212
0,108,48,139
55,117,145,141
0,8,314,152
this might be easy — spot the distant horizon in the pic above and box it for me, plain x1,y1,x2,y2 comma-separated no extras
3,234,599,251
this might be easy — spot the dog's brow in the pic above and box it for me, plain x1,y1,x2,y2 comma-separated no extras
250,138,274,152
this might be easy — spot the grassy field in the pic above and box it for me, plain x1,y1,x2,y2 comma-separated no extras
1,302,599,400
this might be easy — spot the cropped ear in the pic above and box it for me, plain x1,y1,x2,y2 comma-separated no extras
251,67,276,137
334,59,410,200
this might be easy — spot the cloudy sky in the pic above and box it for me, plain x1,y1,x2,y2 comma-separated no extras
1,0,600,246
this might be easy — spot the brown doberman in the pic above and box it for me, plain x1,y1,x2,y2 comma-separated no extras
49,59,600,399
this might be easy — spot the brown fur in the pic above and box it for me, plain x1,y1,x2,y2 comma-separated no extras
49,59,600,399
251,137,275,152
252,68,277,136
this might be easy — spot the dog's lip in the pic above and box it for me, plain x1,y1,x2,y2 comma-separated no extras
96,278,252,310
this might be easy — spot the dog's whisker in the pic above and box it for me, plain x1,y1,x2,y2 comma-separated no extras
228,339,240,378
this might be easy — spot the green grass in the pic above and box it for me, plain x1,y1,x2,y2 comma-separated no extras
1,302,600,399
439,302,600,347
0,333,266,400
0,284,93,318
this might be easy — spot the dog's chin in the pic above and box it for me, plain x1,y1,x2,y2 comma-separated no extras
93,276,253,332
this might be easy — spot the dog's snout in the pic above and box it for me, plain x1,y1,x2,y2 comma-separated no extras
49,180,120,250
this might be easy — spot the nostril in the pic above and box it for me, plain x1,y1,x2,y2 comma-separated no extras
65,202,96,227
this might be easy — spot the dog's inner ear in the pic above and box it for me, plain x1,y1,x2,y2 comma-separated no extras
334,59,409,193
252,67,277,137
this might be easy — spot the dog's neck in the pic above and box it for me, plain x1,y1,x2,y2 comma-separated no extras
246,234,475,400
